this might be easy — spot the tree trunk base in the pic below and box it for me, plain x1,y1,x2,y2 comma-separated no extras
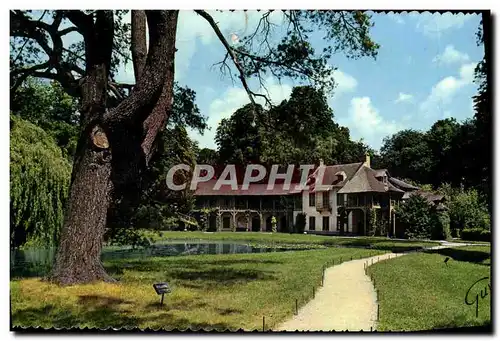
48,261,116,286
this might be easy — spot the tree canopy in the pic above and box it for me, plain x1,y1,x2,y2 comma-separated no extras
10,115,72,248
214,85,373,166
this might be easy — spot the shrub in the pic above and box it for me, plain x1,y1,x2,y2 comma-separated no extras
431,208,451,240
395,195,433,239
294,213,306,234
271,216,277,233
438,184,491,237
10,116,71,248
460,228,491,242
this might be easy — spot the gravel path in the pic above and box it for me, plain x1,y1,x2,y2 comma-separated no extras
275,242,476,332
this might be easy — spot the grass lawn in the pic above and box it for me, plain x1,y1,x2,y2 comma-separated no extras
11,247,386,331
369,246,491,331
143,231,440,252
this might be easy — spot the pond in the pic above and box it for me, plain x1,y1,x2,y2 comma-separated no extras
10,240,314,278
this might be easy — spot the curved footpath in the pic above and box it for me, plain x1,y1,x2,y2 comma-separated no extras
274,241,481,332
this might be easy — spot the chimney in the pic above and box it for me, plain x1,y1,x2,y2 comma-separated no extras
364,153,371,168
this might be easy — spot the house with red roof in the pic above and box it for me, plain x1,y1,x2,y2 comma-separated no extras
192,155,444,236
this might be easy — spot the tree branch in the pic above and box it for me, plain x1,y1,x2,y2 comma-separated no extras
194,10,268,108
103,11,178,126
131,10,147,82
59,26,79,36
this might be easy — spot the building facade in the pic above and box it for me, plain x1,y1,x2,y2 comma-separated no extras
191,155,443,236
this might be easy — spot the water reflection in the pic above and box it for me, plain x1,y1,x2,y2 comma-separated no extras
10,240,300,278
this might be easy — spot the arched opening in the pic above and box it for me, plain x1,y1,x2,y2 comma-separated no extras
280,216,287,233
265,216,272,231
251,216,261,232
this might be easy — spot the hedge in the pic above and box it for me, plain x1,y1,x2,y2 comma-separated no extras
460,228,491,242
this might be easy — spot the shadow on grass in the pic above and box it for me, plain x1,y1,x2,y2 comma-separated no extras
11,299,140,329
167,268,276,283
425,248,491,265
12,297,235,331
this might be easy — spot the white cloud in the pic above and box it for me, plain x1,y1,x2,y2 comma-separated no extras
340,97,404,149
420,62,478,116
188,78,292,149
459,62,477,83
433,45,470,65
395,92,414,104
387,13,405,24
332,69,358,94
410,12,474,38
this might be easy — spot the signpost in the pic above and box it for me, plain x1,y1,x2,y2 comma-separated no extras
153,282,171,305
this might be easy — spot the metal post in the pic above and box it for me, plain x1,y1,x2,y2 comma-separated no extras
295,298,298,315
377,303,380,321
160,293,164,305
263,316,265,332
313,286,315,298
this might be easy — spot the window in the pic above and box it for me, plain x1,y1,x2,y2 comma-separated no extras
309,193,316,207
309,216,316,231
294,195,303,210
337,193,344,206
323,216,329,231
322,192,329,207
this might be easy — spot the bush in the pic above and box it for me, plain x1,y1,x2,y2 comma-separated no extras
438,184,491,237
395,195,433,239
294,213,306,234
460,228,491,242
431,209,451,240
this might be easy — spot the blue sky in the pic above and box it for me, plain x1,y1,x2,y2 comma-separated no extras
105,11,483,151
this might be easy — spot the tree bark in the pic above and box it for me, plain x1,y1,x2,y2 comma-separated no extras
131,10,147,81
50,10,179,285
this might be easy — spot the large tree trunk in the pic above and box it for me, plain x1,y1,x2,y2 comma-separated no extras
50,10,179,285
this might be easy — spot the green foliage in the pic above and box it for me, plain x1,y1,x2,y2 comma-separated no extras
196,148,218,165
460,228,491,242
294,213,306,234
106,228,151,248
216,86,371,165
10,115,71,248
395,195,433,239
438,186,490,237
271,216,277,233
366,208,377,236
430,209,451,240
379,129,434,185
11,79,80,160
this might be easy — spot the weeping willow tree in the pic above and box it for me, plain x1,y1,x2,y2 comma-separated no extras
10,115,71,248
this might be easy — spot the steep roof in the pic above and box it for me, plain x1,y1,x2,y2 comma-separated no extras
402,190,445,204
308,162,363,192
338,166,385,193
389,177,420,191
